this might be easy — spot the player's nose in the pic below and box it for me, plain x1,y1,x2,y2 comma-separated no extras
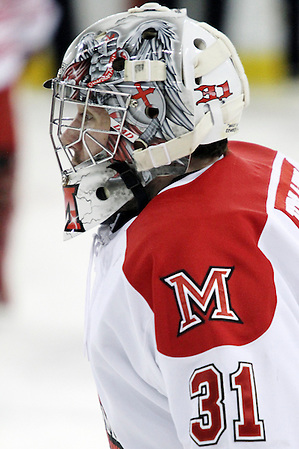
60,116,82,147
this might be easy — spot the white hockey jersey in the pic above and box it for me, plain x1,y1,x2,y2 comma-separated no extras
85,141,299,449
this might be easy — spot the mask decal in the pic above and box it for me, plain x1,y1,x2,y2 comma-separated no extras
63,185,85,233
60,18,194,147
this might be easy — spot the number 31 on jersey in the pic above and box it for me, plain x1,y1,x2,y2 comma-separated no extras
189,362,265,446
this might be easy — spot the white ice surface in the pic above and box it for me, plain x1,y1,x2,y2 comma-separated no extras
0,80,298,448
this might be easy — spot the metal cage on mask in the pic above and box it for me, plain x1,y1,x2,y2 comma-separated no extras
48,77,190,240
49,79,135,175
48,79,154,240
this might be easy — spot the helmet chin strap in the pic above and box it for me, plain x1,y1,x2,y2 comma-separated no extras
108,161,149,212
106,159,186,233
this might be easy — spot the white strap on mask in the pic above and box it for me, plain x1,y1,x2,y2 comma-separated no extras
133,94,245,171
194,38,232,78
124,60,166,82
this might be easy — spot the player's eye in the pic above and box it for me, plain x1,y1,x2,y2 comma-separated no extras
85,113,93,121
78,112,93,123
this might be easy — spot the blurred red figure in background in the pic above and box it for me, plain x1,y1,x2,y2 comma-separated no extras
0,0,60,302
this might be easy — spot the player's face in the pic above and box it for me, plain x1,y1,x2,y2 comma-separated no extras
61,104,110,166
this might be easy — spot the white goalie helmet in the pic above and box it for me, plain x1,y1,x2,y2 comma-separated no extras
46,2,249,240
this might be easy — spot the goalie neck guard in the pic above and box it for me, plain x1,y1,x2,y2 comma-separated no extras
46,2,249,239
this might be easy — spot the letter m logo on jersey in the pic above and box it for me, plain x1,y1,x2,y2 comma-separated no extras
162,267,240,334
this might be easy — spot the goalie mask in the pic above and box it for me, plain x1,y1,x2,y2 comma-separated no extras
46,2,249,240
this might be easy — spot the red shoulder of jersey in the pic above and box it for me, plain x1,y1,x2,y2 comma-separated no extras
123,141,278,357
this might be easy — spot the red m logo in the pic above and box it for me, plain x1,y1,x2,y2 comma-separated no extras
64,185,85,233
162,267,239,334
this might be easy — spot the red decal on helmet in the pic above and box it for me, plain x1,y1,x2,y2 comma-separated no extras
88,49,128,87
64,185,85,232
132,83,155,106
195,81,232,104
104,32,117,42
87,52,116,87
63,60,90,85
